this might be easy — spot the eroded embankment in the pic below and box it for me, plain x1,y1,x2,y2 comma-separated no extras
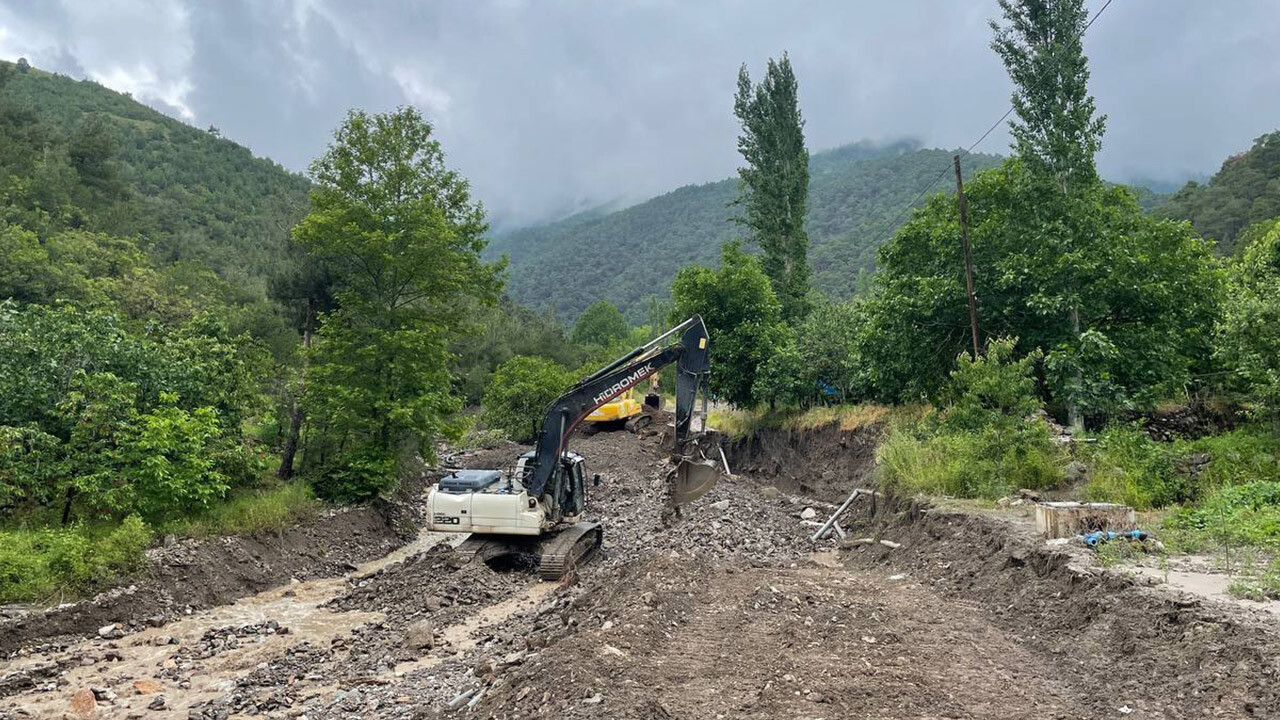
838,501,1280,717
721,421,883,503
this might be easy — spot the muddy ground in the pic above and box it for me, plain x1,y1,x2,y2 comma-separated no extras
3,425,1278,719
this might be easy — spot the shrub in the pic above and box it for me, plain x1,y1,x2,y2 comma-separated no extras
1083,425,1182,509
0,515,152,603
310,450,397,503
877,338,1066,499
481,356,574,443
1164,481,1280,551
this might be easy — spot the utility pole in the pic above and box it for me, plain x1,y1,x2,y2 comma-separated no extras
953,154,981,359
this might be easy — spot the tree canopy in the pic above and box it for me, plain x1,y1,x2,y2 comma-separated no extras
860,159,1222,418
294,107,502,500
571,300,630,349
670,242,786,406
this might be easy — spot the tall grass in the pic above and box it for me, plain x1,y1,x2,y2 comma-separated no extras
0,516,151,604
709,403,922,440
164,482,319,537
1085,426,1280,510
877,417,1067,499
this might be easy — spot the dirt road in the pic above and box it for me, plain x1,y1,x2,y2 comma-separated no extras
3,428,1277,719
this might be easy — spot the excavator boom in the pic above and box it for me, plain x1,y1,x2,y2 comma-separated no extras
426,315,717,578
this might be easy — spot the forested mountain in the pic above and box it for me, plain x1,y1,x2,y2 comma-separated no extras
1159,129,1280,254
486,140,1003,320
2,63,310,296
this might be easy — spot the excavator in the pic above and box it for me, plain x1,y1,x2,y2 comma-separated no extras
426,316,720,579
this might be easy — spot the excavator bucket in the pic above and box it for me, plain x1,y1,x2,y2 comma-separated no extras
671,457,720,505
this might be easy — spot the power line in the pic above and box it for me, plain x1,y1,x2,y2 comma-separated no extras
865,0,1115,253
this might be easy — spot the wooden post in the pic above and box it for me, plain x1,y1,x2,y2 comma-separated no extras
953,155,981,358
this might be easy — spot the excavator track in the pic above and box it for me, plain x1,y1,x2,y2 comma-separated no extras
537,522,603,581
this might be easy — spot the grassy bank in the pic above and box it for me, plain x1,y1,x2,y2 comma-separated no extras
0,482,319,605
709,403,924,440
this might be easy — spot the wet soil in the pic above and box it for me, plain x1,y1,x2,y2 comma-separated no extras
722,422,882,503
0,505,404,656
3,423,1278,719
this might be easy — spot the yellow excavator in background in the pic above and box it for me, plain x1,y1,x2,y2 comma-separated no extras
584,373,661,432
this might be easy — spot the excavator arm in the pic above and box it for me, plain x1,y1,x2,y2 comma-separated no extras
524,315,714,504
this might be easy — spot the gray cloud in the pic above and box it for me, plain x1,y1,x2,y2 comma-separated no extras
2,1,1279,227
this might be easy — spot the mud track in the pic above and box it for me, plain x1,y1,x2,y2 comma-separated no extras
3,427,1278,719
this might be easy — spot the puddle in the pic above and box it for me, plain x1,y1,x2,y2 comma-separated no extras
1134,566,1280,615
0,527,463,718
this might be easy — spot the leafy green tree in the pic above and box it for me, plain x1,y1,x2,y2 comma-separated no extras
571,300,629,349
794,299,868,403
1217,218,1280,419
670,242,786,406
861,160,1223,419
481,356,573,442
0,301,262,522
293,107,500,499
733,53,811,319
990,0,1106,430
752,337,809,408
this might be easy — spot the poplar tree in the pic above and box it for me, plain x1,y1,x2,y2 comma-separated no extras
990,0,1106,431
733,54,811,320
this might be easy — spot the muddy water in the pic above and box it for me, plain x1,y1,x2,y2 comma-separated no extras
0,528,464,719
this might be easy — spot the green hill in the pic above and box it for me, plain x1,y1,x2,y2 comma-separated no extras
1159,129,1280,254
1,62,310,296
485,140,1004,321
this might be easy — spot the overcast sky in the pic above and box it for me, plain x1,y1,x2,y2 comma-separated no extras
2,1,1278,228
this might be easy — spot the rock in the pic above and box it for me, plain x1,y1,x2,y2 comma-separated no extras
147,695,167,711
68,688,96,717
133,679,163,695
148,635,175,647
425,595,442,612
601,620,614,631
709,500,731,511
799,508,817,520
1064,461,1088,484
98,624,124,640
91,686,116,702
404,619,435,650
582,693,603,705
